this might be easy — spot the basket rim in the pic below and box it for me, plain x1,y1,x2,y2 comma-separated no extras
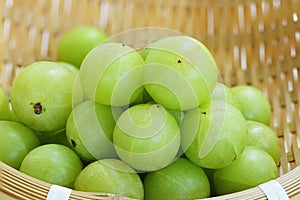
1,161,300,200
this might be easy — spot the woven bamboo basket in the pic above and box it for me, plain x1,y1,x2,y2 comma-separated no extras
1,0,300,199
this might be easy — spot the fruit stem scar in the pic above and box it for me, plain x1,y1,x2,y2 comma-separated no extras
30,102,44,114
232,154,237,161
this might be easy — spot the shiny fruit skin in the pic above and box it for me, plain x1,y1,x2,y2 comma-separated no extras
143,36,218,110
182,100,248,169
113,103,181,171
73,159,144,199
213,146,278,195
66,100,120,162
144,158,210,200
10,61,76,133
0,121,40,169
57,26,108,67
246,120,281,165
80,42,144,107
231,85,272,125
19,144,83,188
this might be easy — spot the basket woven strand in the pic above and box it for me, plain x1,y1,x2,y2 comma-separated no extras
1,0,300,199
1,161,299,200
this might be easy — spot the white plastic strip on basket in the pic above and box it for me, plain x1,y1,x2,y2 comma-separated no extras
258,180,289,200
46,185,72,200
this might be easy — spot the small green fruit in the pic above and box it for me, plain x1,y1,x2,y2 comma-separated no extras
57,26,108,67
66,100,120,162
0,121,40,169
247,120,281,165
74,159,144,199
231,85,272,125
144,158,210,200
143,36,218,110
213,146,278,195
10,61,76,133
113,103,181,171
20,144,83,188
80,42,144,106
181,100,247,169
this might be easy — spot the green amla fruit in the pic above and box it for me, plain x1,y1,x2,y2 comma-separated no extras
181,100,248,169
213,146,278,195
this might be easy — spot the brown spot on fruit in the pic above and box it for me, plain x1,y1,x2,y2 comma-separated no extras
177,59,182,63
71,140,76,148
30,102,44,115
